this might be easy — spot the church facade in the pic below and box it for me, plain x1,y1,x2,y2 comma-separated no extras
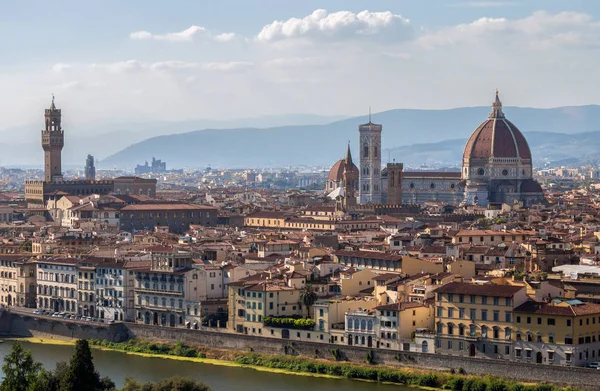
326,91,544,208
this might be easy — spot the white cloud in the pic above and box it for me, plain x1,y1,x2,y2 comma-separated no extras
130,25,236,43
52,63,72,73
417,11,600,49
256,9,411,42
203,61,253,71
90,60,144,73
214,32,236,42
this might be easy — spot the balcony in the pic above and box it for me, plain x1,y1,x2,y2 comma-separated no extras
134,287,183,296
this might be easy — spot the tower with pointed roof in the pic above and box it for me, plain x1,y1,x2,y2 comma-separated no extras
42,95,64,183
341,143,357,210
358,111,382,204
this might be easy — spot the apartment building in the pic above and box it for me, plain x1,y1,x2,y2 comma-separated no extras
95,260,126,321
0,255,30,307
77,260,98,317
513,298,600,366
133,247,197,327
434,282,528,359
35,257,78,313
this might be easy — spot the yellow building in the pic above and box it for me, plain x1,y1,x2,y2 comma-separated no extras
452,229,534,246
227,278,302,335
513,299,600,366
434,282,527,358
374,301,434,349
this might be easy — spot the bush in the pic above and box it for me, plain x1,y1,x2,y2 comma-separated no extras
448,377,464,390
263,316,316,330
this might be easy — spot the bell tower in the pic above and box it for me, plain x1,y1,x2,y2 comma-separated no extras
41,95,64,183
358,109,382,204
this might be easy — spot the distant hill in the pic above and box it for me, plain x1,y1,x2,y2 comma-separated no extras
100,105,600,169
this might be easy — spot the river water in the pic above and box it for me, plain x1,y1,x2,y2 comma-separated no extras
0,340,407,391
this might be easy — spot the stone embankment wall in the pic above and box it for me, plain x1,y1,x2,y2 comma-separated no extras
3,312,599,390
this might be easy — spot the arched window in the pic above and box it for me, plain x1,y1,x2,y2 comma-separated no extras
347,318,352,329
374,146,378,157
361,319,366,330
363,144,369,158
469,324,476,336
354,319,360,329
367,320,373,330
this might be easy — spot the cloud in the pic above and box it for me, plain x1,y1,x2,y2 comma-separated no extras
130,25,236,43
417,11,599,49
88,60,251,74
256,9,412,43
52,63,72,73
214,32,236,42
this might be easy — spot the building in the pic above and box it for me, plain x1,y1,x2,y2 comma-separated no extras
325,91,544,207
462,91,543,206
119,203,217,233
35,257,79,313
133,247,199,327
0,255,36,308
24,97,157,207
434,282,527,359
42,96,64,183
84,154,96,181
359,118,382,204
135,157,167,175
326,145,359,200
513,299,600,366
77,258,99,317
95,260,126,321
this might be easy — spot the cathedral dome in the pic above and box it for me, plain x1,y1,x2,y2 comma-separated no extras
463,91,531,162
327,159,358,182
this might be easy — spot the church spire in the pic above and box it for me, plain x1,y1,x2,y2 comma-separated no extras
345,141,353,167
489,89,504,119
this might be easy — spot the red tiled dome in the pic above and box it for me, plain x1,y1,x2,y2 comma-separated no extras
463,93,531,161
327,159,358,182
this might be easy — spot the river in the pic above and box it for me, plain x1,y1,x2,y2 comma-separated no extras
0,340,408,391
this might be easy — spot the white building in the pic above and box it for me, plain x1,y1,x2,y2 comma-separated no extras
35,257,78,313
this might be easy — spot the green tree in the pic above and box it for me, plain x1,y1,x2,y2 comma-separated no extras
60,340,102,391
122,376,211,391
299,284,318,319
1,342,43,391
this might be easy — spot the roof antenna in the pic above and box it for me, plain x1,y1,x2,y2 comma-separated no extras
369,106,372,123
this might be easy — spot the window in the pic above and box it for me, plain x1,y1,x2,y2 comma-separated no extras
537,317,542,325
481,310,487,321
493,311,499,322
470,296,476,304
448,294,454,302
549,334,554,343
566,319,571,327
515,349,522,358
447,340,453,349
481,297,487,305
526,350,532,359
527,316,531,324
448,308,454,318
493,297,499,306
516,316,521,323
547,318,555,326
505,312,512,323
505,298,511,306
459,308,465,319
437,307,443,317
448,324,454,335
470,309,476,320
459,295,464,303
505,346,510,355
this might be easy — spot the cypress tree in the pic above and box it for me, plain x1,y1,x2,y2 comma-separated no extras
60,339,102,391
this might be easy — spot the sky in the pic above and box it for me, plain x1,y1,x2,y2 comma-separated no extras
1,0,599,131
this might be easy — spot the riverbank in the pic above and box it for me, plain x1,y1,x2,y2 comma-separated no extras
12,337,576,391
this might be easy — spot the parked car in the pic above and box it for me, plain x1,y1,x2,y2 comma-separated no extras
589,362,600,368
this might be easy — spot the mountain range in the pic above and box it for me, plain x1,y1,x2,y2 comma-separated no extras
100,105,600,169
4,105,600,169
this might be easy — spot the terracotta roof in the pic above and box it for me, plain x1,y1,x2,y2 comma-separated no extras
464,118,531,161
434,282,524,297
334,250,402,262
375,301,425,311
327,159,358,182
120,203,216,211
514,300,600,316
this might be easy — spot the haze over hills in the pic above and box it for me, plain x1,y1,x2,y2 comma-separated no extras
0,113,349,168
100,105,600,169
